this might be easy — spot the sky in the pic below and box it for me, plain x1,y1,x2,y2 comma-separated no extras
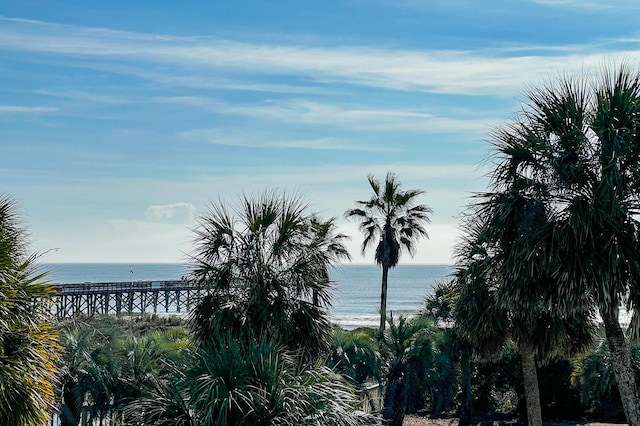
2,1,640,264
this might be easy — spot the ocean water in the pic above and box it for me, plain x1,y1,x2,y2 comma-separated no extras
42,263,452,329
330,264,451,328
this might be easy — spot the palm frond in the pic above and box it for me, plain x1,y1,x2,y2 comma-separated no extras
188,191,348,357
0,194,59,425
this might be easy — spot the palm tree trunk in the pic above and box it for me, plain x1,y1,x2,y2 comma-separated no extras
62,380,82,426
459,342,472,426
380,265,389,331
519,345,542,426
383,374,408,426
600,306,640,425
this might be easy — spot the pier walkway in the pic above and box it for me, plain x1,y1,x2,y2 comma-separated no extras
51,280,204,319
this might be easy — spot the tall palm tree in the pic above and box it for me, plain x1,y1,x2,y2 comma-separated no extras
0,195,59,426
453,190,595,426
483,64,640,423
189,190,350,357
346,172,432,331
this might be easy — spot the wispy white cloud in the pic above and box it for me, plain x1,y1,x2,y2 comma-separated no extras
0,105,57,113
523,0,640,14
180,128,393,152
34,89,133,104
524,0,615,9
153,96,225,109
273,138,389,151
135,70,327,94
2,17,639,97
226,100,498,133
167,96,498,135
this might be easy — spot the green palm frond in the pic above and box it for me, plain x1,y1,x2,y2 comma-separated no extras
188,191,349,358
326,328,381,385
0,195,59,426
123,374,196,426
346,172,432,267
455,64,640,423
125,335,369,426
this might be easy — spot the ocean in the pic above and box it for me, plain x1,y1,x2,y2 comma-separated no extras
42,263,452,329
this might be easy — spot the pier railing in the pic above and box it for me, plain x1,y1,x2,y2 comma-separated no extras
51,280,204,319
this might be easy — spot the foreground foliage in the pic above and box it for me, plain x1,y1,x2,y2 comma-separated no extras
453,215,595,425
50,313,640,425
126,336,366,426
482,64,640,424
190,191,350,358
378,315,441,426
0,195,59,426
56,315,191,425
145,190,368,425
326,327,381,387
445,63,640,425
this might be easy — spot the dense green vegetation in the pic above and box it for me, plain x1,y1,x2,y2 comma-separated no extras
56,315,190,425
46,310,640,425
6,177,640,425
120,192,366,426
453,64,640,424
4,64,640,425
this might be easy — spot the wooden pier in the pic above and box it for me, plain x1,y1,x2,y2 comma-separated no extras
51,280,204,319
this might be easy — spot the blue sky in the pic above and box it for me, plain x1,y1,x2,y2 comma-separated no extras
2,1,640,264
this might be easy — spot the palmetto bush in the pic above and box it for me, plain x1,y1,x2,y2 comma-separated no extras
0,195,59,426
57,321,120,426
189,191,350,358
379,314,438,426
56,315,193,425
124,335,368,426
472,64,640,423
121,191,367,425
326,328,381,387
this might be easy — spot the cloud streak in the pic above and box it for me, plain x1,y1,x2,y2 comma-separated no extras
223,100,496,133
180,129,394,152
0,105,57,113
2,17,639,97
165,96,499,135
524,0,621,9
